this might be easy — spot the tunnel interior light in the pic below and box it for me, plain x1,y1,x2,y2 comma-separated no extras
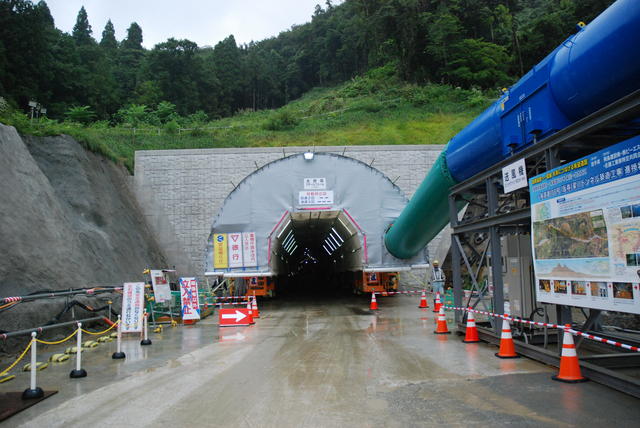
331,228,344,243
276,220,291,239
304,152,314,160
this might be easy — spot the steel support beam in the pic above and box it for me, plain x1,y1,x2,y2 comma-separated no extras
452,208,530,234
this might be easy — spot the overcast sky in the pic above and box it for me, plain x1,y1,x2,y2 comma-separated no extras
44,0,337,49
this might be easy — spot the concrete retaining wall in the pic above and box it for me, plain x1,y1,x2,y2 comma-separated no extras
133,145,448,283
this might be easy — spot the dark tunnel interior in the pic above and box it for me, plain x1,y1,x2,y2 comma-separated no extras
270,211,363,295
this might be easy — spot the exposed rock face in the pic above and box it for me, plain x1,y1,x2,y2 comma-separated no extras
0,124,166,339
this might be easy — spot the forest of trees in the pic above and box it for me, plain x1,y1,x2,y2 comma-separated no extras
0,0,614,122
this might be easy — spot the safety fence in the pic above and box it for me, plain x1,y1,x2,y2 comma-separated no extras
146,290,217,321
146,291,253,320
374,290,423,296
443,305,640,353
1,320,120,380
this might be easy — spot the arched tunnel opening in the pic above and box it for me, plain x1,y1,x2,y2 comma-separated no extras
270,210,362,296
205,152,427,299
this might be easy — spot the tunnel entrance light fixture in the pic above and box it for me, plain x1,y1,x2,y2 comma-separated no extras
304,152,314,160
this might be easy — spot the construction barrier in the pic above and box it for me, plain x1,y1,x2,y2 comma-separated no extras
22,332,44,399
443,305,640,353
553,325,588,383
112,315,126,359
69,323,87,378
140,311,152,346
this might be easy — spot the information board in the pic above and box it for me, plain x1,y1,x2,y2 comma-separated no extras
179,277,201,320
299,190,334,205
529,135,640,314
122,282,145,332
150,270,172,303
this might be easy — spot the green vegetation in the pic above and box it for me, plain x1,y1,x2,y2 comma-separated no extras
0,0,614,171
0,73,493,172
0,0,614,121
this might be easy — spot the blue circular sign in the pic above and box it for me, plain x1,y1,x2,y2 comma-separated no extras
217,235,224,242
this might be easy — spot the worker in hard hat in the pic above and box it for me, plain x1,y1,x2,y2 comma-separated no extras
429,260,445,303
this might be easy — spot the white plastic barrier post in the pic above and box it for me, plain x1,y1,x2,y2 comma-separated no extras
22,332,44,399
112,315,126,359
70,322,87,378
140,310,152,346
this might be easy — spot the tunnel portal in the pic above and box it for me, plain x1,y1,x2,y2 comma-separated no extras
204,152,427,295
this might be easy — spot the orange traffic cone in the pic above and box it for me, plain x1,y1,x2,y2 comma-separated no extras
463,309,480,343
252,296,260,318
432,292,442,313
418,290,429,308
552,325,588,383
434,306,451,334
246,301,255,325
370,293,378,310
495,316,519,358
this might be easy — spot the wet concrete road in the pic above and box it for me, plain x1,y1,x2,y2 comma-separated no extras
4,294,640,427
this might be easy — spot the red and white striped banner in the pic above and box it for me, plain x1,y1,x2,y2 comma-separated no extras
443,305,640,352
373,290,424,296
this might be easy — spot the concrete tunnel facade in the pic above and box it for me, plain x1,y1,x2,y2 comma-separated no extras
204,152,428,283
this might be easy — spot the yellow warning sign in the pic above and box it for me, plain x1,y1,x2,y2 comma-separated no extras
213,233,228,269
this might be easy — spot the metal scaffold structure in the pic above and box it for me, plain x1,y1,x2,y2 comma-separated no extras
448,89,640,397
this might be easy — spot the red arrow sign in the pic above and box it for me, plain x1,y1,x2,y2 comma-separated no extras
219,308,252,326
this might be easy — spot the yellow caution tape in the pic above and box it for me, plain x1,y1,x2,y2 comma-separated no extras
64,346,78,354
82,340,99,348
96,336,112,343
49,353,70,363
0,374,15,383
0,340,32,377
36,328,79,345
81,320,119,336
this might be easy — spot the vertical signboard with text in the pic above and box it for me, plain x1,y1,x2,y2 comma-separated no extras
122,282,145,332
180,277,201,321
242,232,257,267
213,233,228,269
228,233,243,268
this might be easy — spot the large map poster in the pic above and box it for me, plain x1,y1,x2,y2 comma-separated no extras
529,135,640,314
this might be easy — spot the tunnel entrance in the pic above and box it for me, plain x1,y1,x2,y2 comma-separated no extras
204,152,427,298
270,210,362,295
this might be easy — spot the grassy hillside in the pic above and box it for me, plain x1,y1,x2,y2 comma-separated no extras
1,73,495,172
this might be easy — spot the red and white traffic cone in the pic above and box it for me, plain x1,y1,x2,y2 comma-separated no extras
552,325,588,383
463,309,480,343
246,301,255,325
370,293,378,310
432,292,442,313
252,296,260,318
495,315,519,358
418,290,429,308
433,306,450,334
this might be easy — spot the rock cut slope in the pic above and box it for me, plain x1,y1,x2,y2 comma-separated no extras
0,123,166,333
